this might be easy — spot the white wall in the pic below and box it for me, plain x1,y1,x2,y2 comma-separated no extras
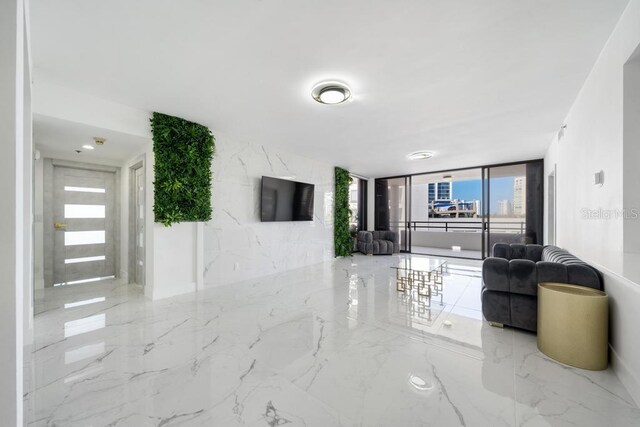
544,0,640,405
623,51,640,266
203,134,334,287
152,223,198,298
0,0,27,423
23,12,33,347
137,144,199,300
34,155,43,290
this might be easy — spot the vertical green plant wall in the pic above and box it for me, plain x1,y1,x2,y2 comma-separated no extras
334,167,352,257
151,112,215,226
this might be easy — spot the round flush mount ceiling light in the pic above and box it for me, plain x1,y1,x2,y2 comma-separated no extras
311,81,352,105
82,145,95,150
407,151,434,161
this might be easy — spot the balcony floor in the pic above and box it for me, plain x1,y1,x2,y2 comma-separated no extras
411,245,482,259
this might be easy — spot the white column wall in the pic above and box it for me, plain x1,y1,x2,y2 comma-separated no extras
23,12,33,347
367,177,375,231
0,0,27,423
34,155,44,290
143,146,198,300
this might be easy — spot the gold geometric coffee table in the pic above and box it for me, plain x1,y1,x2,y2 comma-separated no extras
537,282,608,370
391,258,447,307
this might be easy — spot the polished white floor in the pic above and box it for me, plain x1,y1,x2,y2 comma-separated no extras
25,254,639,426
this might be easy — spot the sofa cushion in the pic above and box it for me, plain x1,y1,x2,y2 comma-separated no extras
509,294,537,332
481,288,511,325
357,230,372,243
492,243,511,259
492,243,543,261
525,245,544,262
542,246,577,263
483,257,509,292
372,230,398,243
567,265,601,289
509,259,537,296
536,261,568,284
372,239,394,254
357,231,400,255
510,244,526,260
541,246,602,289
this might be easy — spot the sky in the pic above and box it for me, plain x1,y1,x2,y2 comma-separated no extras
452,177,516,214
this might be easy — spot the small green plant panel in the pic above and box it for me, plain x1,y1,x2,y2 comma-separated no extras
151,112,215,226
334,167,352,257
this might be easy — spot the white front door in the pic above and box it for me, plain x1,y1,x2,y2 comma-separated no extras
51,165,117,286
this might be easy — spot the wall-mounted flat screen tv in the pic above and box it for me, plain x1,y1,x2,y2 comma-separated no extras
261,176,315,222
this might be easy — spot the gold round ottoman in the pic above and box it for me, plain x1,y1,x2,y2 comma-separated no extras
537,282,608,370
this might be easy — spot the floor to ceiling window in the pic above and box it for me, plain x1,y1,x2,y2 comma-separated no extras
410,169,483,259
484,162,544,255
375,177,409,252
375,160,543,259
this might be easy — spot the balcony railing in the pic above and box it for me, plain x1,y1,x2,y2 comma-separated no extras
396,220,526,234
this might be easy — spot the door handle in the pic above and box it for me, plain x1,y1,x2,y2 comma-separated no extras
54,222,67,230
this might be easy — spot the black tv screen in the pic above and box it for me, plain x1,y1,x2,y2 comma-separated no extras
261,176,315,222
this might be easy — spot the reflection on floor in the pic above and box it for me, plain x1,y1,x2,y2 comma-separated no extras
412,245,482,260
25,254,639,426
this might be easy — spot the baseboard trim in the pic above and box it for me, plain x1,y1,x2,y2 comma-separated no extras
574,257,640,407
203,259,333,289
610,344,640,406
151,282,197,300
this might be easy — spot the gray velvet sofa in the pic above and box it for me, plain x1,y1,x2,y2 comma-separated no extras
481,244,603,332
357,231,400,255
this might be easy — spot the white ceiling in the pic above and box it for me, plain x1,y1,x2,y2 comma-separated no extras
412,168,482,184
30,0,629,177
34,114,149,163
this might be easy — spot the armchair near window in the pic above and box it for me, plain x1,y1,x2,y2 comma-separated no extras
357,231,400,255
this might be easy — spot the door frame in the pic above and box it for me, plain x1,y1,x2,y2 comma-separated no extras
547,166,557,245
43,158,121,287
128,160,145,286
482,167,489,259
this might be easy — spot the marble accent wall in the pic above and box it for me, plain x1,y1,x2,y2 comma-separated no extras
203,135,334,287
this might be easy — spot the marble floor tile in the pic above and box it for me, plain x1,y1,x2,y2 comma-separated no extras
25,254,639,426
512,331,640,426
